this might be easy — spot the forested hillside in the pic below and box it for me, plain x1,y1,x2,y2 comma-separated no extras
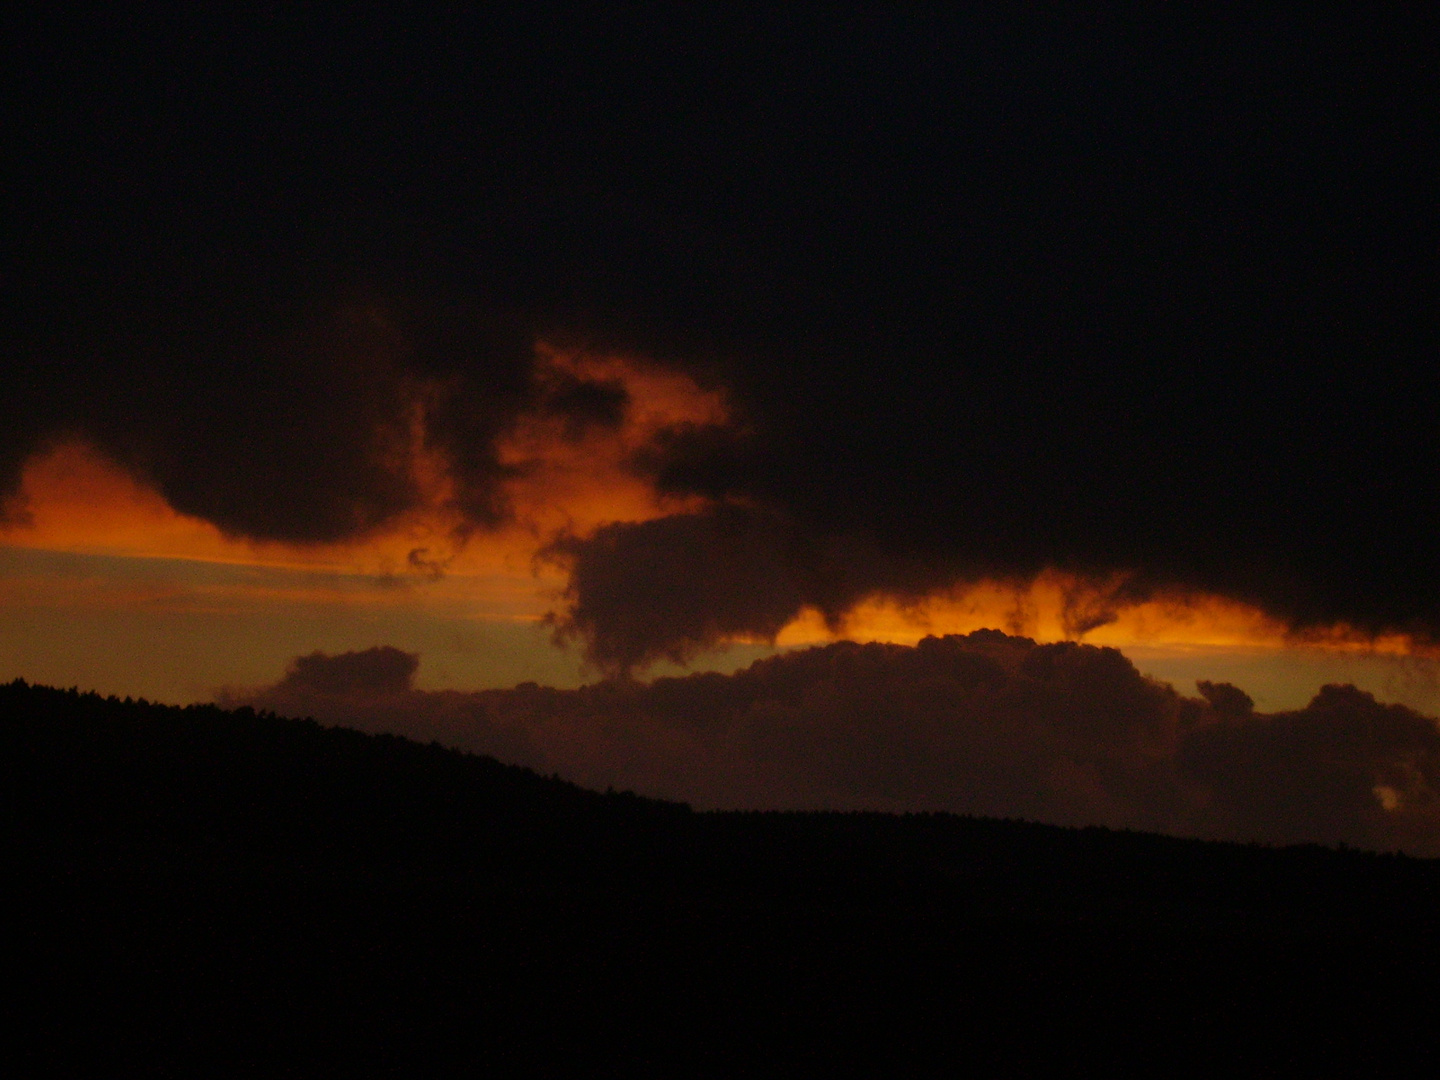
6,679,1440,1073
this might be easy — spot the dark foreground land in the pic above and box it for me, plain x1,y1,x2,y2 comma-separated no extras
6,680,1440,1075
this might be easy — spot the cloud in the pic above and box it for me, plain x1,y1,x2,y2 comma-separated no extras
1180,684,1440,853
543,508,811,672
1,300,534,545
275,646,419,698
0,302,659,554
542,507,1198,675
231,633,1440,855
5,11,1435,644
544,505,1011,673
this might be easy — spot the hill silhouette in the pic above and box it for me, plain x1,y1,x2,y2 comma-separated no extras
6,678,1440,1074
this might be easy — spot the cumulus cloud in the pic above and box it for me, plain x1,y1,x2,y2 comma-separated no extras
231,632,1440,855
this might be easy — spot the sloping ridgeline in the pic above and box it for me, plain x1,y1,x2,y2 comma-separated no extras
5,680,1440,1074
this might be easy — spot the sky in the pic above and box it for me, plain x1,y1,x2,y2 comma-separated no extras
3,10,1438,846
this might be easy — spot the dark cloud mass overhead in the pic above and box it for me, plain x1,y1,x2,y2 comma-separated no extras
3,9,1437,648
236,633,1440,855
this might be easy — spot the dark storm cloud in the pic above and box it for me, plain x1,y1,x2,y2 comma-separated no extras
235,632,1440,855
546,509,813,672
544,507,969,673
4,11,1436,630
0,293,616,543
124,304,497,543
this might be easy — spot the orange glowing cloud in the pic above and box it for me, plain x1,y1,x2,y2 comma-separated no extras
5,345,1429,673
496,343,729,536
0,344,733,624
1,440,249,563
772,571,1430,661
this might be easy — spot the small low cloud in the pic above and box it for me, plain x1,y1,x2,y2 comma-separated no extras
273,646,420,698
230,631,1440,855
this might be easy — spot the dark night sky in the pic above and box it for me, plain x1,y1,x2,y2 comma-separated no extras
3,7,1436,670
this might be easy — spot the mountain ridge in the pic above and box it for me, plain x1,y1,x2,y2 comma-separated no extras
6,677,1440,1072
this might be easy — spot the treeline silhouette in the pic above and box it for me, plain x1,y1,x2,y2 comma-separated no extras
6,679,1440,1074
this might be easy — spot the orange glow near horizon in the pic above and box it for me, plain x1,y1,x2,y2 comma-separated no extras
2,440,250,564
0,344,730,619
5,437,1432,665
6,443,1433,662
771,573,1430,661
0,438,519,587
2,345,1431,679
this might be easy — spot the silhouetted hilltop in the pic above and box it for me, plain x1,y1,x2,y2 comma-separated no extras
6,679,1440,1074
